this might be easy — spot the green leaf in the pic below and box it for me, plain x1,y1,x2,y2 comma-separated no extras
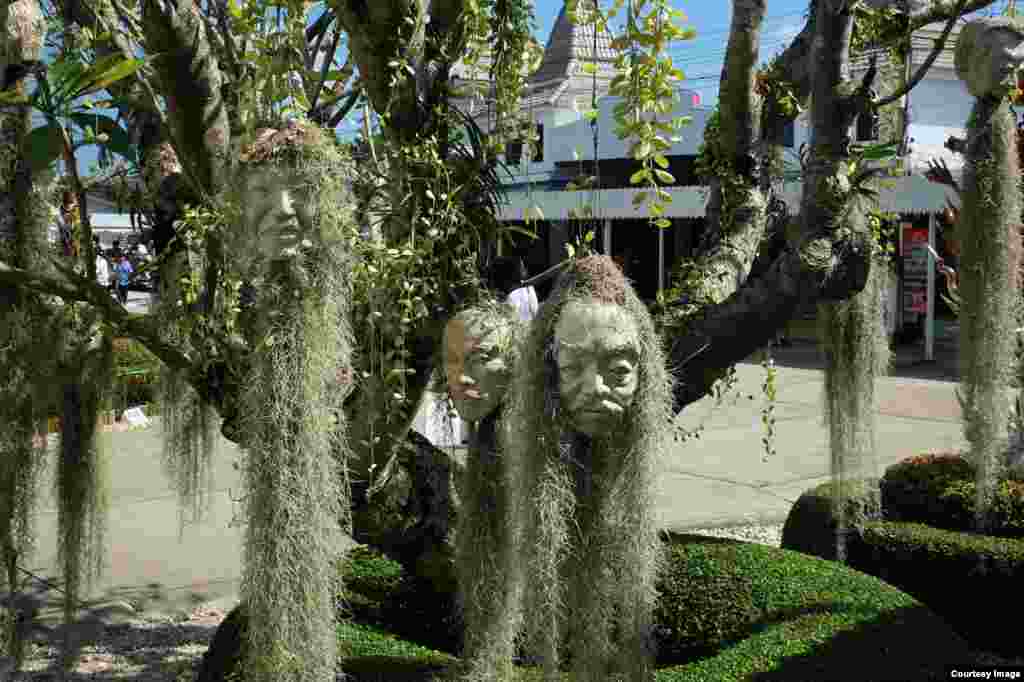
655,169,675,184
634,142,652,160
23,123,65,174
583,109,600,122
580,62,598,75
859,141,900,160
68,113,136,162
632,191,649,207
74,57,146,98
228,0,242,19
653,154,669,169
629,168,650,184
654,218,671,229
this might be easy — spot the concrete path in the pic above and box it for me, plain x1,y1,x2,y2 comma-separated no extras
657,341,966,529
19,339,967,623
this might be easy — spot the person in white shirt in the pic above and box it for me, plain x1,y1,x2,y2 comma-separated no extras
95,251,110,290
487,256,539,322
506,282,538,322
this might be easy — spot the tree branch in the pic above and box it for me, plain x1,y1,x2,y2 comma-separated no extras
874,0,968,108
308,23,341,114
141,0,230,197
0,259,194,374
669,226,871,411
863,0,996,29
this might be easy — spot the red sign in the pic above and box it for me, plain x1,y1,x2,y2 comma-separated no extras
902,223,929,315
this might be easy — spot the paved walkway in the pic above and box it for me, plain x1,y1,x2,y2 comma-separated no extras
657,339,965,529
20,338,966,622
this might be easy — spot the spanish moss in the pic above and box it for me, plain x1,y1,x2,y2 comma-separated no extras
158,365,217,536
449,302,523,682
502,256,672,681
955,20,1022,531
55,334,113,669
230,121,354,682
819,243,891,563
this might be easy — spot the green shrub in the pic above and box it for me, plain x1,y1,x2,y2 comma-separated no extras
656,535,761,660
880,452,975,530
112,338,161,412
340,545,404,605
332,535,969,681
878,453,1024,538
848,520,1024,656
780,478,880,561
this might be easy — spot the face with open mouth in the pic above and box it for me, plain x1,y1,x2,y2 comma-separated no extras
554,299,640,439
444,314,513,423
242,166,317,262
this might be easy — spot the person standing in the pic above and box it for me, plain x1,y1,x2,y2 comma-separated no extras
114,255,132,304
487,256,539,322
95,250,110,293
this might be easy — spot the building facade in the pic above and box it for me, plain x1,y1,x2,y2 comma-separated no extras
453,8,968,355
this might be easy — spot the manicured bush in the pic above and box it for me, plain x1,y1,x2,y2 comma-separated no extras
847,520,1024,656
199,536,972,681
779,478,880,561
880,452,975,530
334,535,970,681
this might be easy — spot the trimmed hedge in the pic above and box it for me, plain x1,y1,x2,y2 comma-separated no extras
198,535,971,681
846,520,1024,656
880,452,976,531
779,478,880,562
782,453,1024,657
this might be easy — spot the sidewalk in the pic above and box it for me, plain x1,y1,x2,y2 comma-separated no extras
656,339,966,530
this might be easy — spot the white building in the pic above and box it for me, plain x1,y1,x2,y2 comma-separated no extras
452,7,970,357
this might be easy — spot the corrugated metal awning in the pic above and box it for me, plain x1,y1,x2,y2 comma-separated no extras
498,175,958,221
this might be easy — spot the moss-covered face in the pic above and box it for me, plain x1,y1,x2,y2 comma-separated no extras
961,25,1024,97
444,316,512,422
241,166,317,261
555,300,640,438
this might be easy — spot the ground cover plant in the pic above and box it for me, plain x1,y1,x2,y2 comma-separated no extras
197,534,971,682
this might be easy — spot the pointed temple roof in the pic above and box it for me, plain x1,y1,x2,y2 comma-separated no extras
529,0,617,86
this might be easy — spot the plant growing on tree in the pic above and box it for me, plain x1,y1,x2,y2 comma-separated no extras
953,16,1024,532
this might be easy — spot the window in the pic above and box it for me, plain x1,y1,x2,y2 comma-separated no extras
856,110,879,142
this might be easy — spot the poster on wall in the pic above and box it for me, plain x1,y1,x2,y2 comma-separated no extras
902,223,929,320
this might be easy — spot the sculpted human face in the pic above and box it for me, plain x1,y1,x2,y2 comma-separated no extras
965,27,1024,97
444,316,512,422
242,166,316,261
555,300,640,439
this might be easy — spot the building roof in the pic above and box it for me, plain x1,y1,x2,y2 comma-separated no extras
529,0,617,86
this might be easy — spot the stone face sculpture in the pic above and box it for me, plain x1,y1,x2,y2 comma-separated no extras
239,166,317,264
554,300,641,438
445,302,523,681
957,18,1024,99
953,18,1024,531
228,119,353,681
501,254,673,682
443,306,515,423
